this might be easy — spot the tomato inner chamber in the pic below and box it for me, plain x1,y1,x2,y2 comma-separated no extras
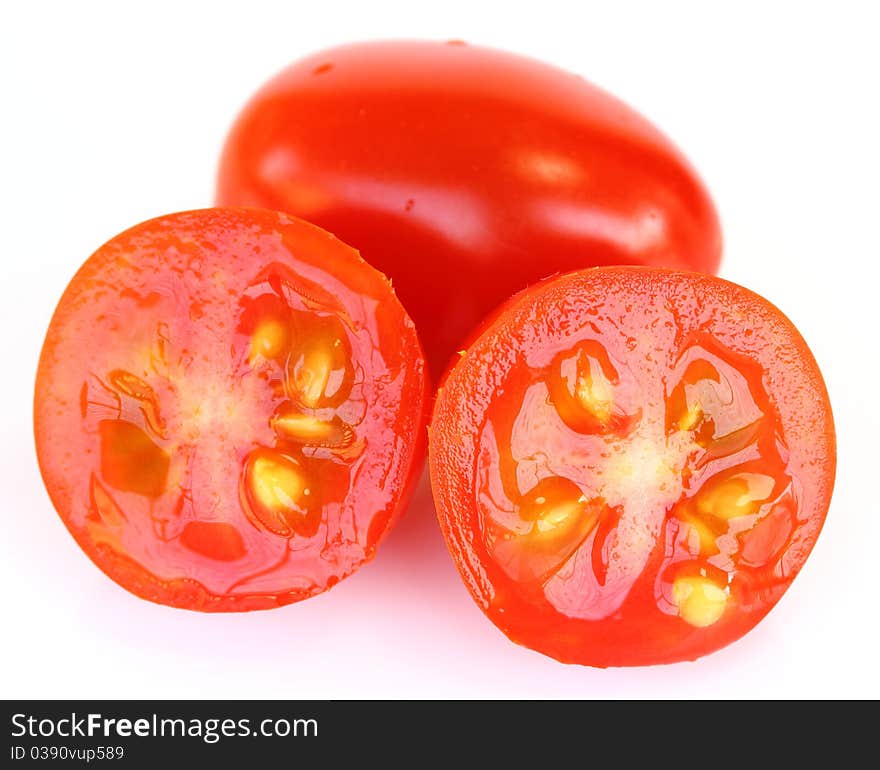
78,271,365,582
476,336,796,627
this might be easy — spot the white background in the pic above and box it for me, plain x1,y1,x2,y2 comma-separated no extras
2,0,878,699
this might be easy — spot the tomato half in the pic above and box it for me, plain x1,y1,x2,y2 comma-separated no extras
34,208,427,611
429,267,835,666
216,40,722,376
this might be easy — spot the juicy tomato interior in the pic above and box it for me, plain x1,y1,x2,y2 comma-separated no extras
216,40,722,377
35,208,426,611
430,267,835,666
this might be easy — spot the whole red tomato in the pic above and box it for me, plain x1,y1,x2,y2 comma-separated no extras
430,267,835,666
217,41,722,376
34,208,427,611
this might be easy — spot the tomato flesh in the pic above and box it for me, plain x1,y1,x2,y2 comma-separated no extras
429,267,835,666
35,208,427,611
216,40,722,376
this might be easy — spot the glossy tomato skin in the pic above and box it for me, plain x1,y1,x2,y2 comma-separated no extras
35,208,427,611
216,40,723,376
429,267,835,666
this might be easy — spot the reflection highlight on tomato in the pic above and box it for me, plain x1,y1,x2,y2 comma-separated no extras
34,208,427,611
429,267,835,666
216,40,722,376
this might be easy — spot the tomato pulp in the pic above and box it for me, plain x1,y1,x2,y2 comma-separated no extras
429,268,835,666
216,40,722,376
35,208,427,611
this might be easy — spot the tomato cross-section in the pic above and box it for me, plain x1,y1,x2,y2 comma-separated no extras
35,208,427,611
429,267,835,666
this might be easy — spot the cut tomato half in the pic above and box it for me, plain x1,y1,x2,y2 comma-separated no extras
429,267,835,666
35,208,427,611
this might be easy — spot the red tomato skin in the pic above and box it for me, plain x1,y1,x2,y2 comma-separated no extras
35,208,428,612
429,267,835,666
216,40,723,376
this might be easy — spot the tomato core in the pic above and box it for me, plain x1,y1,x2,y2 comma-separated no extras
480,334,791,630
